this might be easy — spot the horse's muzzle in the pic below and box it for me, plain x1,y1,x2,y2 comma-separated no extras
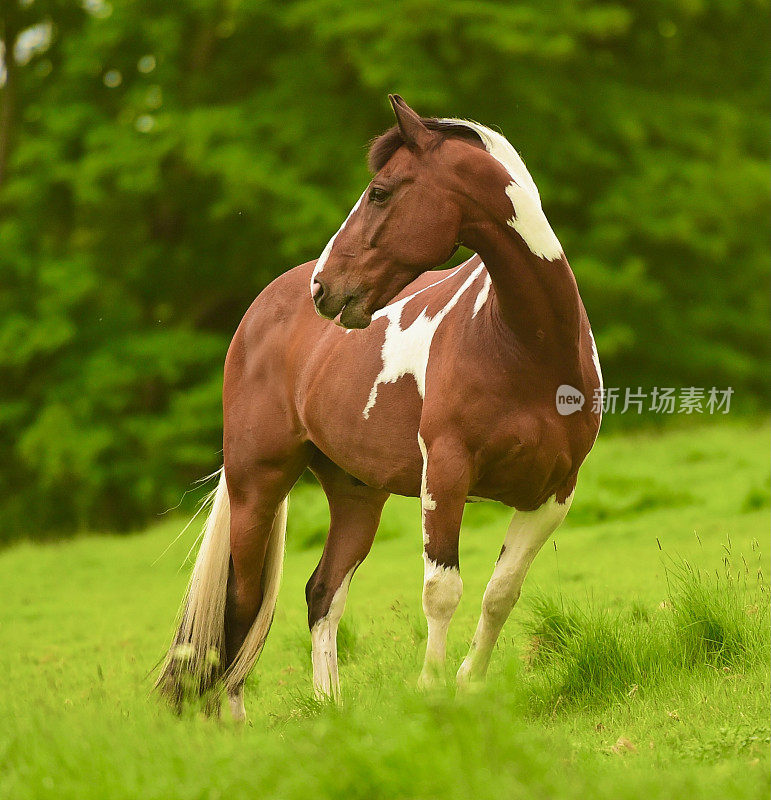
336,300,372,329
312,284,372,329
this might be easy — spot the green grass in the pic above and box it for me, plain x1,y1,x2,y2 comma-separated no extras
523,553,769,706
1,419,769,799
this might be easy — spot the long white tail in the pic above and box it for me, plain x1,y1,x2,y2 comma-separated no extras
155,469,288,705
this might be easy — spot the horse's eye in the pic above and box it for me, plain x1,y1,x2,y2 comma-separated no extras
369,186,391,204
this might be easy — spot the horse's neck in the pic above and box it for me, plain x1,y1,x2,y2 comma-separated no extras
469,224,585,381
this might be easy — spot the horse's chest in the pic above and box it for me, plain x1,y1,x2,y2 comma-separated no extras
423,383,574,507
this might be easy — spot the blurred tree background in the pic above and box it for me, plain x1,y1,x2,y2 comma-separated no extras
0,0,768,537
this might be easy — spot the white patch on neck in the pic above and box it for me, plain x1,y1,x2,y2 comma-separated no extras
310,190,367,294
440,118,563,261
473,273,492,318
362,264,486,419
504,183,563,260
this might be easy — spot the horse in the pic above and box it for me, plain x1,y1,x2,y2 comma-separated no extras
156,95,602,719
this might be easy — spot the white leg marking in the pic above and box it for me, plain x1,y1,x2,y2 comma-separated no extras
417,433,436,546
457,493,574,688
419,556,463,688
310,564,357,700
417,435,463,687
227,684,246,722
310,190,367,294
362,264,486,418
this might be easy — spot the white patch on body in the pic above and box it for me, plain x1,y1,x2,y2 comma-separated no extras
588,328,603,394
440,118,563,261
456,493,573,688
362,263,486,418
419,556,463,687
588,328,603,442
310,190,367,294
310,563,358,700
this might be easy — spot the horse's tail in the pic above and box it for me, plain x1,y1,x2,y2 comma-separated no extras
155,468,288,707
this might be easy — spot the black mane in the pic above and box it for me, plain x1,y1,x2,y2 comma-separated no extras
367,118,485,173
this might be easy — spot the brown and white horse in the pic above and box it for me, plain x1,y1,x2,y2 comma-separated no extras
156,96,602,718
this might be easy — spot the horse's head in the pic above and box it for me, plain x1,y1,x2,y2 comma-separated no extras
310,95,490,329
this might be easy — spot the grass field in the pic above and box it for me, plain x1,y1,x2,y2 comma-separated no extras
1,419,769,799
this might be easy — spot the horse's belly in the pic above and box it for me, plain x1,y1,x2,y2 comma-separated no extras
300,364,424,497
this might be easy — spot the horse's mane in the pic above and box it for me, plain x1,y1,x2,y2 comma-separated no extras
368,116,541,203
367,118,484,172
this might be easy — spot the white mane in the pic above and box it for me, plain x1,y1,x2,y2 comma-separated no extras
440,117,561,260
440,118,541,203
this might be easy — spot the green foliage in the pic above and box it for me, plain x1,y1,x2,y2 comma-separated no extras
0,1,768,534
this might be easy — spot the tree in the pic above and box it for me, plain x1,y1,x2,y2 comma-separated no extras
0,0,768,538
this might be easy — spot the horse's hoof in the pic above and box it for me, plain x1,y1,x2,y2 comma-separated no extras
455,660,484,693
417,670,441,691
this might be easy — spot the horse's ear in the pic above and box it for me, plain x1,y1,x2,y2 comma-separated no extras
388,94,433,152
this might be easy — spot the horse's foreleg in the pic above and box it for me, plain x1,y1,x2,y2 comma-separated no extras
306,463,389,700
417,433,470,688
456,493,574,689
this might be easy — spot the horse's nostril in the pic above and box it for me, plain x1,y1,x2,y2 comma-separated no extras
312,279,325,302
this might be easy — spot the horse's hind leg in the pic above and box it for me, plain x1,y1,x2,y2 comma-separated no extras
456,493,574,689
305,458,389,700
222,447,310,718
